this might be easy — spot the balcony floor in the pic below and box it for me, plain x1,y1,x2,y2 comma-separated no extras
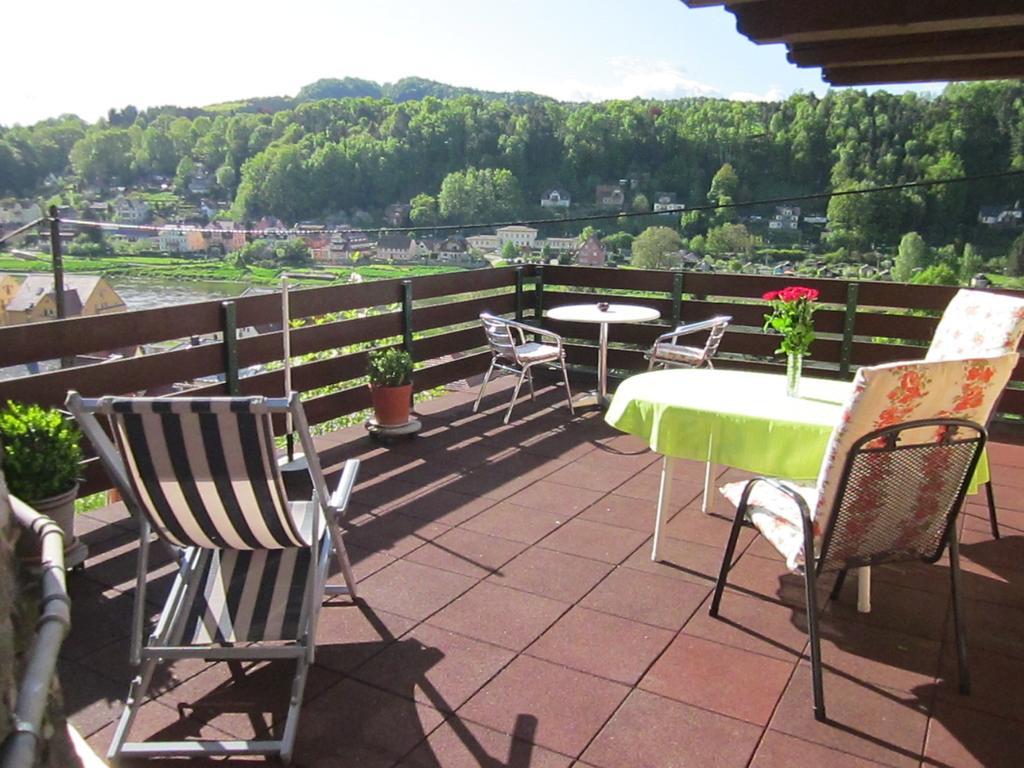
60,379,1024,767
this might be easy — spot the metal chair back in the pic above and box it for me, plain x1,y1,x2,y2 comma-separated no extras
817,418,986,574
480,313,519,360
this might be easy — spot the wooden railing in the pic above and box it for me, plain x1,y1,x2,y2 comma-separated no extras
1,265,1022,494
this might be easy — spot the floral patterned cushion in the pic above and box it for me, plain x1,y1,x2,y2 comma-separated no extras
811,353,1018,562
720,480,818,570
926,289,1024,361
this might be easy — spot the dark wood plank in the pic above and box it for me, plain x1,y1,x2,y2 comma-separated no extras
543,265,674,292
732,0,1024,44
824,56,1024,85
412,292,516,332
788,27,1024,67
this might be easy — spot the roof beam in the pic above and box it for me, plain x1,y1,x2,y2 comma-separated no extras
824,56,1024,86
732,1,1024,44
789,27,1024,68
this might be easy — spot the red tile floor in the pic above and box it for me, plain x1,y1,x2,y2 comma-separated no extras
61,378,1024,767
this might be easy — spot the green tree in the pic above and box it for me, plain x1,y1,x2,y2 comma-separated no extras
409,193,438,227
500,241,518,261
893,232,928,282
911,264,959,286
631,193,650,213
959,242,983,284
631,226,681,270
705,223,757,257
707,162,739,204
601,231,634,254
438,167,521,223
69,128,134,186
1007,233,1024,277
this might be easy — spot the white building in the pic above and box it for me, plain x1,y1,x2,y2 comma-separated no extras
495,225,538,249
467,234,499,252
652,192,685,213
157,226,190,253
539,237,578,252
540,189,571,208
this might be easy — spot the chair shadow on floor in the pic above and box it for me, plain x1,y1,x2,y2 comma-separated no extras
130,601,539,767
726,532,1024,768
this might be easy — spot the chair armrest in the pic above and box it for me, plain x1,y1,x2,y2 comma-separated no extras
504,318,564,353
327,459,360,517
654,315,731,346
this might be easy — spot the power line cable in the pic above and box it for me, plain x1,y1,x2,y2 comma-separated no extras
15,167,1024,239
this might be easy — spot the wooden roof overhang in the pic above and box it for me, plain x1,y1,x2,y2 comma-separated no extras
681,1,1024,86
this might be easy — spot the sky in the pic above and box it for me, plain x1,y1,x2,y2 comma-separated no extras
1,0,941,126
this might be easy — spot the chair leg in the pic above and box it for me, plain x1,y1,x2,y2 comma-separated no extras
526,366,536,401
560,360,575,415
948,525,971,695
504,369,528,424
709,502,747,617
472,359,496,413
829,569,847,601
985,481,1000,540
805,564,827,721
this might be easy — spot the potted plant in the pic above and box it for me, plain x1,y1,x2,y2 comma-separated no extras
367,347,414,427
0,401,85,564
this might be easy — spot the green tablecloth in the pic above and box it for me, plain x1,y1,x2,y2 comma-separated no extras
606,369,989,489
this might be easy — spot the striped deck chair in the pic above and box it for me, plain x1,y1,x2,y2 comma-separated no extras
66,391,360,763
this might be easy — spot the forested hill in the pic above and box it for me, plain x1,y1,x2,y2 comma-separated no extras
2,80,1024,250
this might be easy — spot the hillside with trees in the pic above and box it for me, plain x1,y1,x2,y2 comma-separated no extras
3,79,1024,275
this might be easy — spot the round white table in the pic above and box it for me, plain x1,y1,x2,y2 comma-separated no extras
546,303,661,405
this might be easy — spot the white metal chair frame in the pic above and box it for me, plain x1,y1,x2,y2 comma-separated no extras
66,390,359,764
473,313,575,424
647,315,732,370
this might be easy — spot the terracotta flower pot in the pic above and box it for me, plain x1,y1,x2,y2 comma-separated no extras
370,383,413,427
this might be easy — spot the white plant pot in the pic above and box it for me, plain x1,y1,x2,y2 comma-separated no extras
18,483,87,568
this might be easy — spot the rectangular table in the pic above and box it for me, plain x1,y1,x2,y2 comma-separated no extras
605,367,989,613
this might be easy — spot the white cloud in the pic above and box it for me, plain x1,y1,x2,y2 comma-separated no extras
542,57,720,102
729,86,786,102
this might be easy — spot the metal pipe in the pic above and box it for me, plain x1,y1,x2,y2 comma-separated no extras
1,496,71,768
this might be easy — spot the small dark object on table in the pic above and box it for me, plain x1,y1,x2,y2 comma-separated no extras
597,302,610,312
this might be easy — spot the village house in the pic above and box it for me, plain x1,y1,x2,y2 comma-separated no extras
436,235,472,264
3,274,126,325
595,184,625,208
575,234,608,266
769,204,801,231
978,204,1023,228
157,226,190,254
327,228,372,262
0,274,22,324
466,234,499,252
113,197,151,225
496,225,538,250
377,233,418,261
652,192,685,212
540,189,571,208
187,166,213,196
539,236,578,252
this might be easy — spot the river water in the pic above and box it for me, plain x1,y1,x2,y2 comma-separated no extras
111,277,271,310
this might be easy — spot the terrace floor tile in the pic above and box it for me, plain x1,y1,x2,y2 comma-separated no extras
459,655,629,757
525,605,675,685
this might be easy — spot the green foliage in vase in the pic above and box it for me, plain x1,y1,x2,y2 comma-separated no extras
762,286,820,357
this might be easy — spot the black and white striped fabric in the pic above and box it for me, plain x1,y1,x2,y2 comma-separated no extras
94,396,307,550
183,546,313,643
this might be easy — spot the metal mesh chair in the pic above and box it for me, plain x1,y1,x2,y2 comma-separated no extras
66,391,360,763
473,312,574,424
711,418,985,722
926,288,1024,539
646,315,731,370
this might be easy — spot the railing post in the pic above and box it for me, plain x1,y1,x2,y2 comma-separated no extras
533,265,544,321
672,271,684,327
401,279,414,355
515,267,525,322
47,205,66,320
840,282,859,378
221,300,239,395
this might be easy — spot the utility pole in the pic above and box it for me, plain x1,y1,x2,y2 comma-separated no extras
48,205,66,319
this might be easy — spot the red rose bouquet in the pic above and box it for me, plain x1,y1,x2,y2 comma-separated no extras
762,286,819,357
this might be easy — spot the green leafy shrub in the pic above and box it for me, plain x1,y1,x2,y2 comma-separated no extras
367,348,413,388
0,401,83,500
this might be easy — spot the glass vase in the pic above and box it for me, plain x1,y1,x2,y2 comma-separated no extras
786,352,802,398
